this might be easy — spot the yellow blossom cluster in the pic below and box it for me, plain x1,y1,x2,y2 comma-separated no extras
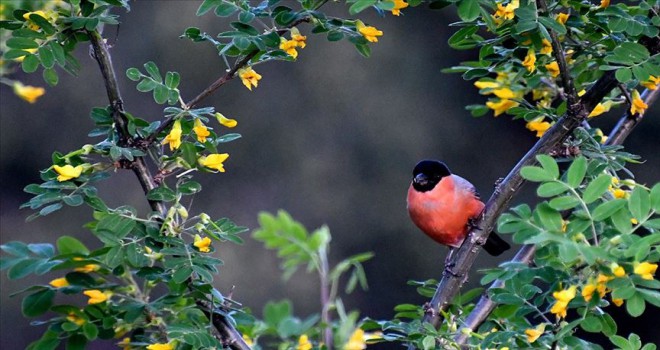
238,66,262,91
279,27,307,59
12,82,45,103
492,0,519,25
630,90,648,116
297,334,312,350
526,117,552,137
356,21,383,43
391,0,409,16
343,328,382,350
524,323,546,343
193,234,212,253
550,285,576,319
641,75,659,90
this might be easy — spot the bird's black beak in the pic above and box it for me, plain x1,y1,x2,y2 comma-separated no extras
414,173,429,187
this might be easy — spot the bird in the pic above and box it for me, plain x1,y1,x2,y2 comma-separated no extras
406,159,510,256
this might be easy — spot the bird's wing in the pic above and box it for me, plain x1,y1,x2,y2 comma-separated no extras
451,175,481,200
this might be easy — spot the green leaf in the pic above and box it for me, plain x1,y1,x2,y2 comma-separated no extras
143,61,162,82
536,202,562,232
43,68,58,86
136,78,158,92
178,181,202,195
355,43,371,58
628,187,650,222
153,84,169,104
126,67,141,81
38,46,54,68
165,71,180,89
49,41,66,66
610,335,631,350
172,266,193,284
580,316,602,333
537,154,559,178
549,195,581,210
457,0,480,22
22,288,55,317
520,166,554,182
147,186,176,202
539,16,567,35
82,322,98,340
197,0,222,16
566,156,587,188
651,183,660,211
57,236,89,255
7,37,39,49
592,199,626,221
611,207,632,234
215,2,237,17
22,54,40,73
583,174,612,204
626,293,645,317
96,214,136,239
615,68,632,82
537,182,568,197
349,0,377,15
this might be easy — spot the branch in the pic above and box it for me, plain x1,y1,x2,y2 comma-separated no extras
453,86,658,345
88,31,250,350
412,35,660,338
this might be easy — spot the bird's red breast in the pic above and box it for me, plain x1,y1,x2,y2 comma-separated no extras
407,175,484,248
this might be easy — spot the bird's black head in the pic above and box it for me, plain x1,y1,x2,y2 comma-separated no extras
411,160,451,192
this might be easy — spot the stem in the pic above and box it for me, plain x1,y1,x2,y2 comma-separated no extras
319,247,333,349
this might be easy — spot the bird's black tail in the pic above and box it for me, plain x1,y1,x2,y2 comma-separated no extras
483,232,510,256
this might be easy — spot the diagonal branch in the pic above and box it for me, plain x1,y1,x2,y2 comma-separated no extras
453,87,658,344
88,30,250,350
411,35,659,343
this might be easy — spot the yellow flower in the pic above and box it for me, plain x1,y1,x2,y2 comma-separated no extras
49,277,69,288
53,164,84,182
594,128,608,144
13,82,45,103
545,61,560,78
146,343,174,350
74,263,100,273
474,80,500,89
291,27,307,48
118,337,131,350
600,0,610,8
238,66,262,91
391,0,409,16
540,39,553,55
550,285,576,319
526,117,552,137
630,90,648,115
356,21,383,43
641,75,659,90
66,312,86,326
634,262,658,280
297,334,312,350
522,49,536,73
343,328,382,350
84,289,111,304
581,283,597,302
611,263,626,277
493,87,517,99
280,38,299,59
612,298,624,306
193,118,210,143
588,101,612,118
215,113,238,128
556,13,569,25
492,0,519,24
199,153,229,172
486,99,519,117
242,334,254,347
525,323,545,343
193,234,212,253
162,120,182,151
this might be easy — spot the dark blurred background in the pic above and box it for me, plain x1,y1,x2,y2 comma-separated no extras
1,2,658,349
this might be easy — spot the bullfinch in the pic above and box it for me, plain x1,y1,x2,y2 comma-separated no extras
407,160,510,256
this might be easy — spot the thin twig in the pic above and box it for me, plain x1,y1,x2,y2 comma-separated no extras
144,17,311,144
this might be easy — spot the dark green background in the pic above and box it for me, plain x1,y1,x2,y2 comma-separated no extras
1,1,658,348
